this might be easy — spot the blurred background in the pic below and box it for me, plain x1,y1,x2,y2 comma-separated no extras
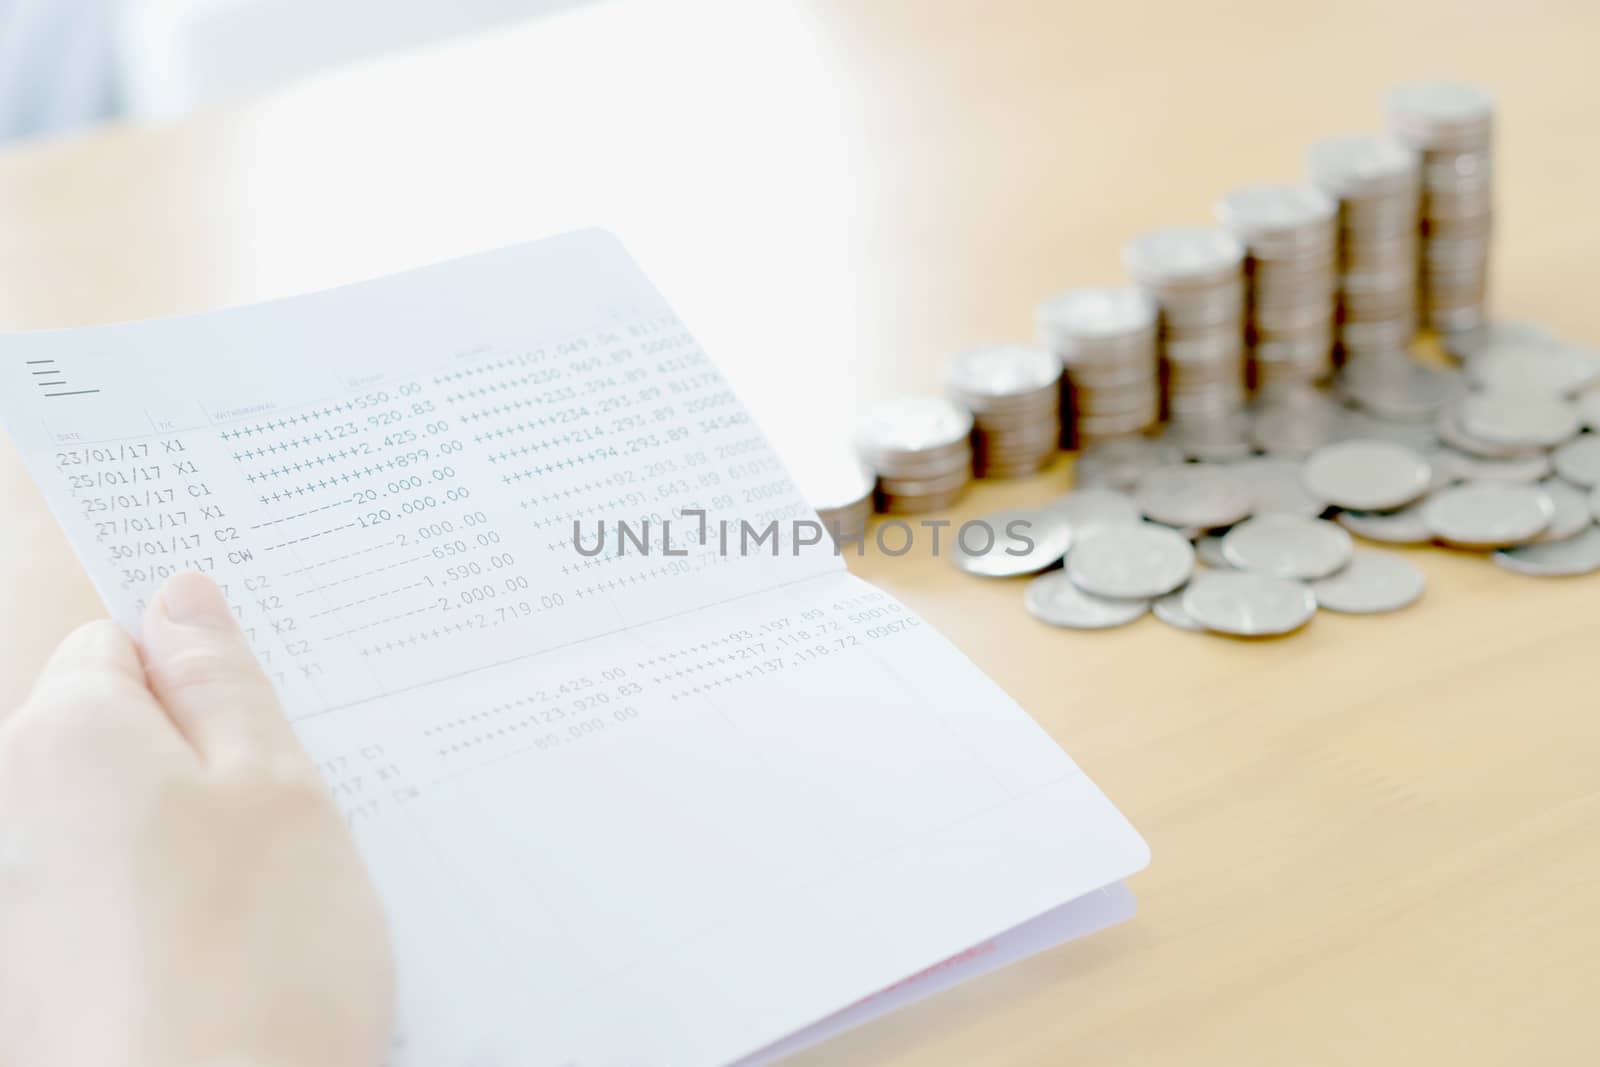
0,0,595,145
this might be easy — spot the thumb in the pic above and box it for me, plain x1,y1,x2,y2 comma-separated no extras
140,572,302,769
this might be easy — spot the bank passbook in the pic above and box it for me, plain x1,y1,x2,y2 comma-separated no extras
0,231,1148,1065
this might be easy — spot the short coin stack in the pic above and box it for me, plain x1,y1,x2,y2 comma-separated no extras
791,452,877,545
854,396,974,514
1035,287,1161,446
1306,133,1422,360
1214,184,1339,393
1386,81,1495,339
1123,227,1248,422
944,345,1064,477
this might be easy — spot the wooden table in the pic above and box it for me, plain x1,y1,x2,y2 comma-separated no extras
3,1,1598,1063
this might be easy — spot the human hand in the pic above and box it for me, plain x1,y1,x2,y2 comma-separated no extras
0,572,393,1067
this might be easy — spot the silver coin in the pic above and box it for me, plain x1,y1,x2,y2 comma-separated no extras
1024,570,1150,629
1181,570,1317,637
1048,487,1142,535
1134,464,1253,529
1220,514,1353,580
1422,481,1554,548
1578,389,1600,433
1308,549,1425,614
1530,480,1594,543
1439,319,1557,359
855,396,974,462
1441,448,1552,484
1124,226,1245,286
1336,358,1460,421
1466,345,1600,397
1036,286,1158,339
947,345,1062,401
1066,523,1196,599
1336,503,1433,545
1072,437,1181,490
1151,590,1206,632
1457,391,1580,449
1306,133,1419,197
951,507,1072,578
790,452,877,514
1302,439,1433,511
1194,534,1233,568
1492,526,1600,577
1230,456,1328,517
1552,435,1600,488
1214,183,1336,243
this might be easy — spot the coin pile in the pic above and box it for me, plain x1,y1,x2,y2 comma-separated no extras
945,345,1063,477
1305,133,1422,361
1124,227,1248,421
955,340,1600,633
1215,184,1338,392
1387,81,1495,339
853,396,973,514
1034,287,1160,446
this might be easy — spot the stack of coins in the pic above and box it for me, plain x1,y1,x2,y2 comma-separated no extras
853,396,974,514
1307,133,1421,360
1123,227,1248,421
1034,287,1160,446
1386,81,1494,338
945,345,1063,477
790,452,876,545
1214,184,1338,392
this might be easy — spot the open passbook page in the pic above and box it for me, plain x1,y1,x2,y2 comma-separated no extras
0,231,1147,1066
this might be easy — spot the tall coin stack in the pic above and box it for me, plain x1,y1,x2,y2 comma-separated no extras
1123,228,1248,421
945,345,1063,477
1214,184,1339,392
854,396,974,514
1306,134,1422,360
1034,287,1161,446
1386,81,1494,338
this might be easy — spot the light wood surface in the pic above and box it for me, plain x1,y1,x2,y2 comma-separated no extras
3,1,1599,1063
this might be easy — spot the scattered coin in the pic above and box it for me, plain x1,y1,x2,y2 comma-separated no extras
1072,436,1181,490
1181,570,1317,636
1066,523,1196,599
1231,456,1329,517
1221,514,1353,579
1441,448,1552,483
1552,435,1600,488
1047,487,1142,535
1303,439,1432,511
1531,480,1594,543
1135,464,1253,529
1440,319,1557,359
1152,590,1207,631
1336,503,1433,545
1466,344,1600,397
1422,481,1554,548
1457,391,1580,449
1024,570,1150,629
951,507,1073,578
1492,526,1600,577
1308,549,1426,613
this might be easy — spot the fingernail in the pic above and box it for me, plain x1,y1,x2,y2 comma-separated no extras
159,572,232,628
